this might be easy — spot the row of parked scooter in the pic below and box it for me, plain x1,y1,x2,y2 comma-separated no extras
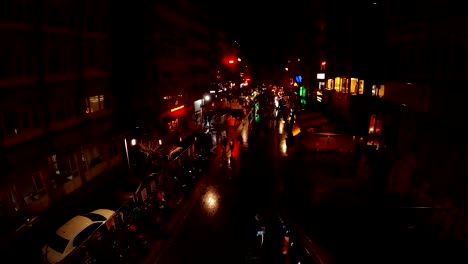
110,148,213,263
58,141,215,264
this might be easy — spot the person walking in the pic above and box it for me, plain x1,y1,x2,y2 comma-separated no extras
229,139,234,151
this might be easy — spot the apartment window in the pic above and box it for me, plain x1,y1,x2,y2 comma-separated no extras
0,54,13,78
4,112,20,136
0,0,14,19
86,40,97,68
86,95,105,113
85,144,105,168
8,186,20,211
80,150,88,171
31,110,41,128
13,54,34,77
15,0,34,23
74,97,83,116
55,101,65,121
108,141,119,159
86,15,95,32
48,154,79,184
18,171,45,205
21,112,30,130
48,49,65,74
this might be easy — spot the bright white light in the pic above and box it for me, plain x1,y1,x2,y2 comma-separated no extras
280,138,288,156
131,139,137,146
238,58,241,62
158,139,162,145
203,188,220,216
204,95,211,101
285,67,288,71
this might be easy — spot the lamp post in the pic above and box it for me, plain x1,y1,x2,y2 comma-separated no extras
124,138,137,169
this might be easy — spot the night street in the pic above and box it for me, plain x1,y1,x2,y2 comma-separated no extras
6,104,468,264
147,109,468,264
152,115,287,264
2,1,468,264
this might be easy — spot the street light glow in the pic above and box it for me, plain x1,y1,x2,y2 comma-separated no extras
237,58,241,62
204,95,211,101
131,139,137,146
228,60,234,64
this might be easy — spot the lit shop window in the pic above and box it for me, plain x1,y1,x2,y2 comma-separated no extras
378,85,385,98
326,79,334,90
369,115,382,134
371,85,385,97
86,95,105,113
334,77,341,92
341,78,348,93
350,78,358,94
359,80,364,94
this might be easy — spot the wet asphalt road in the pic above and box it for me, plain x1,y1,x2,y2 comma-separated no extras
155,118,287,264
10,106,465,264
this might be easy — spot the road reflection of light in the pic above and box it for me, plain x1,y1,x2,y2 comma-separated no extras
278,120,284,134
279,138,287,156
241,126,249,147
203,187,219,216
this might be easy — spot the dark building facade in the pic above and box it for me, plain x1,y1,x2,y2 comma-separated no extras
382,0,468,241
314,0,386,132
0,0,123,234
0,0,229,243
113,0,209,132
112,0,231,145
320,0,468,241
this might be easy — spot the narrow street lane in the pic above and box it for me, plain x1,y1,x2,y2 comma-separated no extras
155,114,290,264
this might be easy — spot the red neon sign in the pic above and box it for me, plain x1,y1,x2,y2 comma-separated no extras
170,105,184,112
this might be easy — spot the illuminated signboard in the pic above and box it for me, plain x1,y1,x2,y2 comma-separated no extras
295,75,302,83
317,73,325,80
170,105,184,112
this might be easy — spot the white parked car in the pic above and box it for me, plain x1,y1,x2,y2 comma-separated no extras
42,209,115,264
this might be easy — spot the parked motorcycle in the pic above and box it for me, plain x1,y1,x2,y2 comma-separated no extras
125,224,149,257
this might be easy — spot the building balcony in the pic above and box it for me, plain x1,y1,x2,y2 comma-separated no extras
0,76,37,88
48,115,87,133
83,69,109,79
80,31,109,40
1,127,46,149
40,24,78,37
44,73,79,84
85,108,113,121
0,20,35,32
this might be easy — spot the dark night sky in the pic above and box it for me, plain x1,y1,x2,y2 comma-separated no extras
204,1,313,69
